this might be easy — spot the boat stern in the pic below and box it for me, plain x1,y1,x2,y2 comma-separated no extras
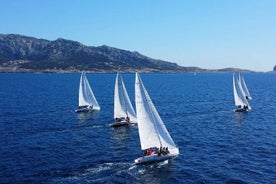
134,154,176,164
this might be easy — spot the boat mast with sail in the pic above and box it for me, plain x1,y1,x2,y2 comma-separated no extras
111,73,137,127
238,73,252,101
75,72,100,113
134,73,179,164
233,73,251,112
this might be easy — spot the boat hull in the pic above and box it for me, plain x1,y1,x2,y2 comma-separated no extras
135,154,176,164
234,109,247,112
75,107,93,113
234,107,251,112
110,121,130,127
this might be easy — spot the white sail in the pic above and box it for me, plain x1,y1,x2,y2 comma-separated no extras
135,73,179,155
78,72,87,107
78,72,100,110
233,73,251,110
237,73,246,100
233,74,244,107
114,73,137,123
240,74,252,100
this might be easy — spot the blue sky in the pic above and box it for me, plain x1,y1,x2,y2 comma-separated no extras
1,0,275,71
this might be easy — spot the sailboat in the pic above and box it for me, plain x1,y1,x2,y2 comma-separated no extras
75,72,100,113
238,73,252,101
134,73,179,164
233,73,251,112
111,73,137,127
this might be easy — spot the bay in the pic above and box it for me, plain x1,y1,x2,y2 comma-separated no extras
0,73,275,183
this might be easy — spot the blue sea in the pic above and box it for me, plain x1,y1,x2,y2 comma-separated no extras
1,73,276,183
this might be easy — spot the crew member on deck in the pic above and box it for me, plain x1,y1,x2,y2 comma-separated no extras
166,147,170,154
125,116,130,122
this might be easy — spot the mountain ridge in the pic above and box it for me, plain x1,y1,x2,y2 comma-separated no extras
0,34,252,73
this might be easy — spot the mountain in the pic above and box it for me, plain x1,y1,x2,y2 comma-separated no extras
0,34,203,73
215,67,252,73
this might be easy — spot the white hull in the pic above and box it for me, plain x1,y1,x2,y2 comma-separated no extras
75,106,94,113
135,153,176,164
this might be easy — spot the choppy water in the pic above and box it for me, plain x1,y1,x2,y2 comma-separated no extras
1,73,275,183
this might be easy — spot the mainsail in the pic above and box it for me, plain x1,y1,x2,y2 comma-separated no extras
78,72,100,110
135,73,179,155
233,73,251,110
114,73,137,122
239,73,252,100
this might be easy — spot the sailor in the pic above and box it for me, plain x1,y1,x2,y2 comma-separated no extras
155,147,159,154
159,147,163,156
148,148,152,155
125,116,130,122
166,147,170,154
162,147,166,155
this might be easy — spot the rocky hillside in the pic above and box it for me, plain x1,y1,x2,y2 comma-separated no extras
0,34,202,73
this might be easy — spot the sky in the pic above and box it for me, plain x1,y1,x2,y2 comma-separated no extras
1,0,276,71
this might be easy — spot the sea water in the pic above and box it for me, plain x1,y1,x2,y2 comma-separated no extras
0,73,275,183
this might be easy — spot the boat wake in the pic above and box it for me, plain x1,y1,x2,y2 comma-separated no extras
53,162,137,183
53,159,172,183
157,159,169,167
